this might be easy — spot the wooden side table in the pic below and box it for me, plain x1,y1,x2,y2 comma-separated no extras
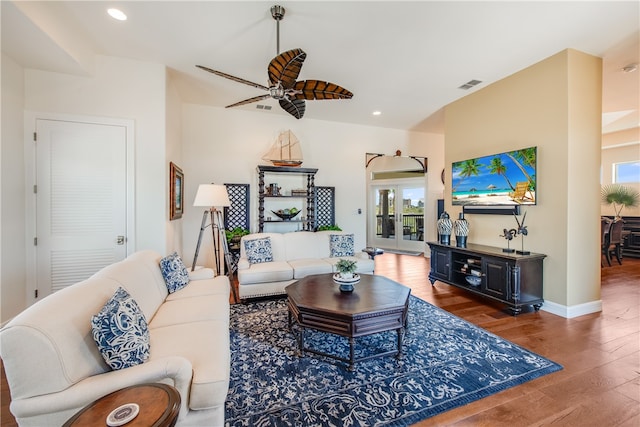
63,383,180,427
362,247,384,260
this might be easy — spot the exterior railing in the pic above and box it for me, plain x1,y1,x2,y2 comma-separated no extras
376,213,424,239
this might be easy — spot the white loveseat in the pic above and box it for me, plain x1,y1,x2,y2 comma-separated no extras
0,250,230,427
237,231,375,300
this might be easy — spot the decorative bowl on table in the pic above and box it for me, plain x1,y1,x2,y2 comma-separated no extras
333,273,360,292
465,275,482,286
271,209,301,221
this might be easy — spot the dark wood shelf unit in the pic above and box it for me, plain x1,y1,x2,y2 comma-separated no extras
427,241,546,315
257,165,318,232
262,219,307,223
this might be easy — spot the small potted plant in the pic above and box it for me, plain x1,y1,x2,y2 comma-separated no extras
225,227,250,247
601,184,640,219
335,258,357,279
317,224,342,231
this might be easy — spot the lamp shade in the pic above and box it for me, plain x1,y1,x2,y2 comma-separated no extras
193,184,230,207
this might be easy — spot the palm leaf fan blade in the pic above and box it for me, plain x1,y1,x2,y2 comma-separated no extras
268,48,306,88
279,98,306,119
291,80,354,100
195,65,269,91
226,94,271,108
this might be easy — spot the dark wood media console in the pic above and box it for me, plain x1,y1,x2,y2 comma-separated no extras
427,241,546,315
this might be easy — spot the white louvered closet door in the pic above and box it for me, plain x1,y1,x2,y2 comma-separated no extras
36,119,128,297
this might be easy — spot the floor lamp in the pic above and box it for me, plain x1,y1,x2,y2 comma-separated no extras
192,184,231,275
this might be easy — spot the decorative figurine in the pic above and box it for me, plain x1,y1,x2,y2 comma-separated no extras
269,183,281,196
500,228,517,253
514,211,530,255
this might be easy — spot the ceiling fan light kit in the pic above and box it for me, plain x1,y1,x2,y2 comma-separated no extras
196,4,353,119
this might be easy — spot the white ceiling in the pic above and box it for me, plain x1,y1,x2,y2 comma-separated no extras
2,1,639,134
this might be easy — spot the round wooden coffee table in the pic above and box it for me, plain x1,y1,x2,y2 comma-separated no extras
63,383,180,427
286,273,410,371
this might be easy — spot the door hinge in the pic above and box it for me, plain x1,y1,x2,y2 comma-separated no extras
33,132,37,142
34,289,38,298
33,185,37,194
34,237,37,246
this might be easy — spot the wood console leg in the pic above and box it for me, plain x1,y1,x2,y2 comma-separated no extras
509,306,522,316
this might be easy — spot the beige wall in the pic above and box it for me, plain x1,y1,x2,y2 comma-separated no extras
1,54,27,323
445,49,602,316
566,49,603,308
166,71,184,257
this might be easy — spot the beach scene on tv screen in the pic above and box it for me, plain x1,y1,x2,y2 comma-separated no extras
452,147,536,206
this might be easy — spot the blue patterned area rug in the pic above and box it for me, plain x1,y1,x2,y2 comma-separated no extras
225,296,562,426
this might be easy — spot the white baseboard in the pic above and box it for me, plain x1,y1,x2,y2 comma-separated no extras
541,299,602,318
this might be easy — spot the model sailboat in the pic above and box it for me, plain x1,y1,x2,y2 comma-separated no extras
262,130,303,167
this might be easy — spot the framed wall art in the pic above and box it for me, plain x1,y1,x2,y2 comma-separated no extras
169,162,184,220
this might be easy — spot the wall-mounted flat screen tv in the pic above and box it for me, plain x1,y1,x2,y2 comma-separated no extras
452,146,537,206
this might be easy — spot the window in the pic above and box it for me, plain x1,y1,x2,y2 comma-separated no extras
614,161,640,183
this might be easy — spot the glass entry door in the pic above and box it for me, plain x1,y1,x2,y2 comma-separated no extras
369,183,425,252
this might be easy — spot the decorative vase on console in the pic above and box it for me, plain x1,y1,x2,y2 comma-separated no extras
437,211,453,245
454,212,469,247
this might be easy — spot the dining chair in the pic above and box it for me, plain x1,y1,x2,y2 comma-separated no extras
601,218,611,267
603,219,624,266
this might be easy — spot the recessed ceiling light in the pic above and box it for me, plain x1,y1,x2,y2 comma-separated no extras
107,8,127,21
372,111,382,116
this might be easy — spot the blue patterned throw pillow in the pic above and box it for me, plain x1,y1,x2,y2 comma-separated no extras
159,252,190,293
91,287,150,370
330,234,355,257
244,237,273,264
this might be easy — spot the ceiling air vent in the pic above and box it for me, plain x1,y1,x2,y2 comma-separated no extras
256,105,272,110
458,79,483,90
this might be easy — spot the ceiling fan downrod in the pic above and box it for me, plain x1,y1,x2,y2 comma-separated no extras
271,5,285,55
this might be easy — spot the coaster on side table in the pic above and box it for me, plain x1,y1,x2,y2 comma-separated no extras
106,403,139,427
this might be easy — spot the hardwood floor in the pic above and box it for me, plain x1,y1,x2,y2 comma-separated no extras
2,254,638,426
0,360,11,427
375,253,640,427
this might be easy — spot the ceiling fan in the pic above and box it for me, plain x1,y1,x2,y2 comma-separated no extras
196,5,353,119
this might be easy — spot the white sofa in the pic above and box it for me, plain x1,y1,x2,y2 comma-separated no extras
0,250,230,427
237,231,375,299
